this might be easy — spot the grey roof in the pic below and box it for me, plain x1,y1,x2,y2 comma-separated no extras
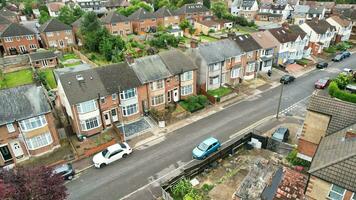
231,34,262,52
1,23,35,37
197,39,243,64
29,51,57,61
268,25,307,43
241,0,255,8
95,63,141,93
39,18,72,32
308,7,324,14
0,14,11,25
128,8,155,20
270,4,286,11
58,63,142,105
101,10,129,24
0,84,51,125
20,19,40,35
54,63,91,80
309,124,356,192
306,20,335,34
294,5,310,14
175,3,209,15
159,49,197,75
307,94,356,135
131,55,172,83
102,0,130,8
154,6,176,18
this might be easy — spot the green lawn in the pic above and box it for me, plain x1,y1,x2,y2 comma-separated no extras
87,52,112,66
207,87,233,98
200,35,218,42
63,61,82,67
234,25,258,34
62,53,79,61
41,69,57,89
0,69,34,89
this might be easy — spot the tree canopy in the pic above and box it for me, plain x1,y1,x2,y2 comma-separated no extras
39,10,51,24
117,1,153,16
58,6,84,25
211,1,228,19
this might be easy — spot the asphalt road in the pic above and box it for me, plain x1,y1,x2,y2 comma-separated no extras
66,55,355,200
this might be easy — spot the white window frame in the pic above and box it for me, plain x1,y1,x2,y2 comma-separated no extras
181,85,193,96
150,80,164,91
25,132,53,150
19,115,47,132
80,116,100,131
352,193,356,200
209,63,220,72
112,93,117,100
4,37,13,42
210,76,220,85
180,71,193,81
65,30,72,34
76,100,98,114
235,55,241,62
151,94,165,106
26,35,33,40
120,88,136,100
328,184,346,200
67,38,73,44
100,96,106,104
6,123,15,133
247,63,255,73
231,68,240,78
47,32,54,37
29,44,37,49
122,103,138,116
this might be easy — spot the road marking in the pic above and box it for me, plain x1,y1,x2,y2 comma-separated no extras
120,159,196,200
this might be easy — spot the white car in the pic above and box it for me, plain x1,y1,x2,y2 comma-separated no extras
93,143,132,168
343,68,353,73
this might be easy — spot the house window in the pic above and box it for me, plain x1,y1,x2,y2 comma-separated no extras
100,97,105,103
181,85,193,96
231,68,240,78
6,123,15,133
16,36,20,41
209,76,219,85
19,115,47,131
247,63,255,72
77,100,97,113
49,41,57,47
25,132,53,150
209,63,220,72
66,30,72,34
67,39,73,44
26,35,33,40
29,44,37,49
180,71,193,81
328,184,345,200
112,93,117,100
47,32,54,37
235,55,241,62
80,117,100,131
120,88,136,100
247,51,254,59
122,104,138,116
151,94,165,106
150,80,164,90
4,37,12,42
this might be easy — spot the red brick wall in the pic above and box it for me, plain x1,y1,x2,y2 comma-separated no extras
132,19,157,34
308,42,321,55
71,104,103,137
156,16,180,27
297,138,318,158
32,57,58,68
2,35,39,55
104,21,133,36
41,30,76,49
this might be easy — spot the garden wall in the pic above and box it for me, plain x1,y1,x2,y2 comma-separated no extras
72,48,98,68
0,54,31,73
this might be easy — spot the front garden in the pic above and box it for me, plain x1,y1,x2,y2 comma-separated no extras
324,41,353,54
328,73,356,103
207,87,233,98
179,95,209,113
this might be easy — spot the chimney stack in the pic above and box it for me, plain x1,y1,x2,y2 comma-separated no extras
345,131,356,140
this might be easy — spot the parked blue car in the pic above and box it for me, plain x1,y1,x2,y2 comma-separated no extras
192,137,221,160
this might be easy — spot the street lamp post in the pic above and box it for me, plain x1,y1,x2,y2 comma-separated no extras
276,83,284,119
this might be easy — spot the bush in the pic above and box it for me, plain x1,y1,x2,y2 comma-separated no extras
286,149,311,167
201,184,214,192
328,81,356,103
296,59,308,66
324,46,337,53
172,179,192,199
334,73,351,90
336,41,352,51
179,95,208,112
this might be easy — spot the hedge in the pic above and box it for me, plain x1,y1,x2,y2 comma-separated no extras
328,81,356,103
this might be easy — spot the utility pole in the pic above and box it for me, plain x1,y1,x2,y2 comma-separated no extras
276,83,284,119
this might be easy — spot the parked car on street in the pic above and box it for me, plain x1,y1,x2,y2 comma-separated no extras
316,62,328,69
280,75,295,84
271,127,290,142
192,137,221,160
341,51,351,58
332,54,344,62
343,68,353,73
314,77,330,89
93,143,132,168
53,163,75,180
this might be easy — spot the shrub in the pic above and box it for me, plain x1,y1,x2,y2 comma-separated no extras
286,149,311,167
328,81,356,103
172,179,192,199
201,184,214,192
296,59,308,66
180,95,208,112
324,46,337,53
334,73,351,90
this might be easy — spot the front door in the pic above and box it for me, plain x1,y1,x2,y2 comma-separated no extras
167,90,172,103
111,109,118,122
9,141,24,159
0,145,13,163
59,40,64,48
173,88,179,102
104,112,111,126
19,45,26,53
42,59,48,67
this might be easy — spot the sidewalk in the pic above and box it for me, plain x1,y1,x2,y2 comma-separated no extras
71,66,313,173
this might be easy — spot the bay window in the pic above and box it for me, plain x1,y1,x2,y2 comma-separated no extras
151,94,165,106
77,100,97,113
120,88,136,100
181,85,193,96
19,115,47,131
150,80,164,90
80,117,100,131
122,104,138,116
25,132,53,150
180,71,193,81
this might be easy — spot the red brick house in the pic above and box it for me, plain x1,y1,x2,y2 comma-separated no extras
0,23,39,55
175,3,212,24
128,8,157,34
39,18,76,50
154,6,180,28
101,11,133,36
0,85,60,168
29,51,58,68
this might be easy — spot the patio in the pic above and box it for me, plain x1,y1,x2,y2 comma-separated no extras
116,117,152,139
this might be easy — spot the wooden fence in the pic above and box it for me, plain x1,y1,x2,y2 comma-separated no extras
72,48,98,68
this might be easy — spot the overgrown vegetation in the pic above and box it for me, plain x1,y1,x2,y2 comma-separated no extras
171,179,204,200
117,0,152,16
179,95,208,113
296,58,309,66
149,32,183,48
286,149,311,168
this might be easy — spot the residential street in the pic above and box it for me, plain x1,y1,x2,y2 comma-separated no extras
66,55,356,200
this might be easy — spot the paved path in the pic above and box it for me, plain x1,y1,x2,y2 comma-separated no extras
66,55,356,200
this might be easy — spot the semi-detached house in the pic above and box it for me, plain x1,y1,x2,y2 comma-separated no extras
0,84,60,168
101,10,133,36
299,19,336,55
128,8,157,34
326,15,353,43
175,3,212,24
154,6,180,28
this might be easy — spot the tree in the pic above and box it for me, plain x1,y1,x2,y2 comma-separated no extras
80,11,101,34
99,34,125,61
0,166,67,200
153,0,170,10
188,26,196,36
39,10,51,24
58,6,83,25
179,19,191,31
0,0,5,9
38,4,48,13
117,2,153,16
23,0,34,15
203,0,210,9
334,73,351,90
172,179,192,198
211,1,228,19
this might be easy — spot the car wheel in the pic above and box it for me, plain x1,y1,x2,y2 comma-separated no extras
99,163,106,168
122,154,128,158
67,175,73,180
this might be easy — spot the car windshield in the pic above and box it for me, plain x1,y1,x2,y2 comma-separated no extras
197,142,209,151
119,143,126,149
318,79,327,84
102,149,109,157
336,55,342,59
273,132,284,140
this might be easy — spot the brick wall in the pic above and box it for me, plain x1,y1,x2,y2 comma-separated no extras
156,16,180,27
2,35,39,55
132,19,157,34
104,21,133,36
41,30,76,49
31,57,58,68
